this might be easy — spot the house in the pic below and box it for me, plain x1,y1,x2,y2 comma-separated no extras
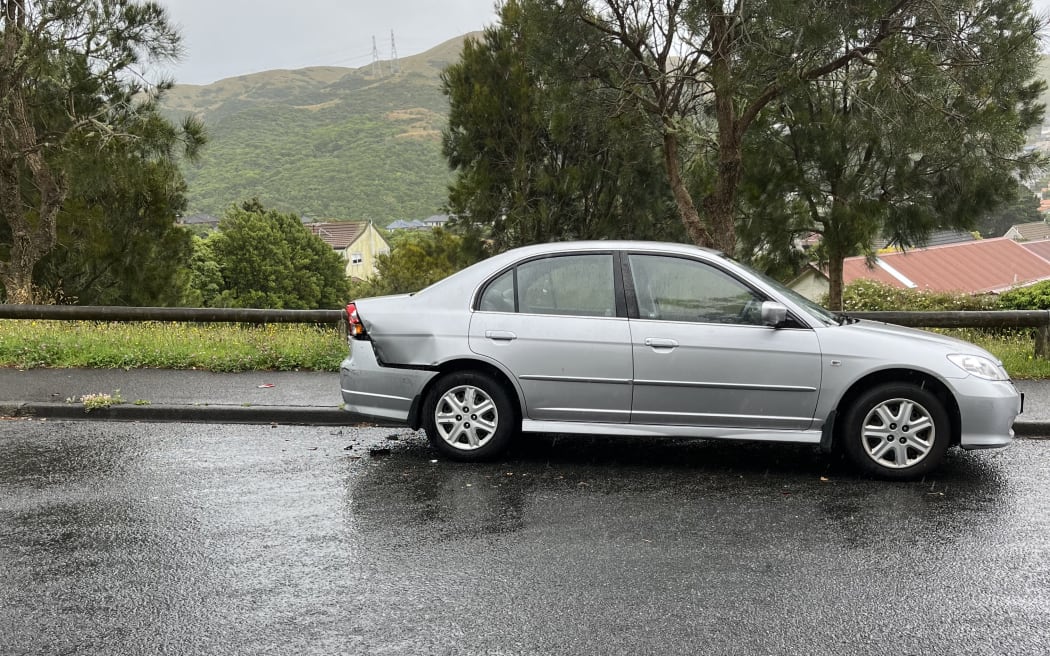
789,237,1050,301
1020,239,1050,262
306,221,390,281
423,214,451,229
872,229,976,250
177,213,220,228
385,214,454,230
1004,221,1050,242
789,266,836,302
386,219,427,231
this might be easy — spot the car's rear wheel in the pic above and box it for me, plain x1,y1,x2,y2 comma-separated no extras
423,370,516,461
841,383,951,479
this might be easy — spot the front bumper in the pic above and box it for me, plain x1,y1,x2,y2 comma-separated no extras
953,377,1021,450
339,340,437,424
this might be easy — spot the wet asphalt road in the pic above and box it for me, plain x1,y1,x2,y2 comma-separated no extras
1,420,1049,656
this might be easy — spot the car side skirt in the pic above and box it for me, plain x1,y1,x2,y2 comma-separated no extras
520,420,823,444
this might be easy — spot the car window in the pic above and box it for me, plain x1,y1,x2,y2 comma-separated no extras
629,254,765,325
732,255,837,326
478,269,516,312
508,254,616,317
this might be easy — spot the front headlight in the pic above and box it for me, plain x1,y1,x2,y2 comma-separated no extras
947,353,1009,381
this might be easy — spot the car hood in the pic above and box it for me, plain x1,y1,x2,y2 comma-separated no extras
838,319,994,356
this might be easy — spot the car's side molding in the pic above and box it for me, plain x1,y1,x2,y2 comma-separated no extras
520,419,824,443
633,379,817,393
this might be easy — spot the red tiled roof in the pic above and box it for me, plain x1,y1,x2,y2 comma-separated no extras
843,238,1050,293
842,257,900,288
306,222,366,250
1021,240,1050,263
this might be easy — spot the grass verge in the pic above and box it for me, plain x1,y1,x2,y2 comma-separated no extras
934,329,1050,380
0,320,346,372
0,321,1046,379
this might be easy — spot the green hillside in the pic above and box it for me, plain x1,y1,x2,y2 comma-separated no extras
163,35,473,222
168,41,1050,223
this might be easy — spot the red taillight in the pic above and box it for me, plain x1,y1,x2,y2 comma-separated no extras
346,302,367,338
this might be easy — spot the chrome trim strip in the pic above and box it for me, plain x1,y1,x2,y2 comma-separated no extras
531,408,631,416
633,379,816,392
520,419,823,443
343,389,413,403
630,319,772,329
518,375,632,385
630,410,811,422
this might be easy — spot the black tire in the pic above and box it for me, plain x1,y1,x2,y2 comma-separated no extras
422,370,517,461
841,383,951,479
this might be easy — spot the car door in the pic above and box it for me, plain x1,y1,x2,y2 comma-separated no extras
626,252,821,430
468,252,633,424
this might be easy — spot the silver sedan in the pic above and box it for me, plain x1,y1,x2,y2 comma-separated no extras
340,241,1020,479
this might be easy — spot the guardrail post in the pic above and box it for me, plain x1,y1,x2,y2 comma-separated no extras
1039,312,1050,360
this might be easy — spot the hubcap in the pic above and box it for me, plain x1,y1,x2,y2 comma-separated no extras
434,385,498,450
861,398,935,469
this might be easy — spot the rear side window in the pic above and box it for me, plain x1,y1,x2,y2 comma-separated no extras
478,254,616,317
478,269,515,312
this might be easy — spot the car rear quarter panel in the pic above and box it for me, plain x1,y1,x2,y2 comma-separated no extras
358,295,474,367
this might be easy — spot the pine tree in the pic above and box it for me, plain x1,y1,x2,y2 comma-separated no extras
0,0,203,303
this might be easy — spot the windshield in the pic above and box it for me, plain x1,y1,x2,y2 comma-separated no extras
720,255,839,326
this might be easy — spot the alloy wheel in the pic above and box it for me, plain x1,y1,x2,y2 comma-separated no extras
860,397,936,469
433,384,499,450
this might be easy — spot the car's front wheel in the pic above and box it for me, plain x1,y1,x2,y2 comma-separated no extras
423,370,516,461
841,383,951,479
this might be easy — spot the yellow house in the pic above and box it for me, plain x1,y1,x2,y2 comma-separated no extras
306,221,390,281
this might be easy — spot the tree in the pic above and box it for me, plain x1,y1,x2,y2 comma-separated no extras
32,109,199,305
442,0,682,251
183,235,222,308
0,0,203,303
738,0,1044,308
566,0,928,255
975,186,1042,239
199,200,350,309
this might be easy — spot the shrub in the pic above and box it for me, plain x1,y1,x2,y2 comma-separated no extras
833,280,998,312
998,281,1050,310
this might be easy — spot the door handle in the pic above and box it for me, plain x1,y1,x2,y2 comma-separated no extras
486,330,517,341
644,337,678,349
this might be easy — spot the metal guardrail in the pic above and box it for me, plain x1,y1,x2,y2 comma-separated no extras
852,310,1050,358
1,305,1047,356
0,304,345,325
850,310,1049,328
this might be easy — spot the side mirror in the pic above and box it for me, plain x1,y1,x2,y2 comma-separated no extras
761,301,788,328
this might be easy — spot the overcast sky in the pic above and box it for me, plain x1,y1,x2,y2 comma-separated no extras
155,1,1050,86
154,1,500,85
1037,0,1050,47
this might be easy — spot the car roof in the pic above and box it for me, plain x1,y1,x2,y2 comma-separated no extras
473,240,721,272
499,240,720,257
410,240,724,300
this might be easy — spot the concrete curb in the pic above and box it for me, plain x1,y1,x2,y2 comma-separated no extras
1,400,1047,438
0,402,401,427
1010,422,1050,438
